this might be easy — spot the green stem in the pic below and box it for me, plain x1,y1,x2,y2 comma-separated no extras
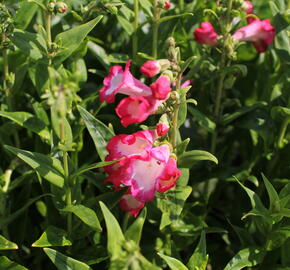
3,48,8,93
210,0,233,153
45,12,52,50
152,0,159,58
277,118,289,149
122,212,130,232
178,0,184,10
170,74,182,148
132,0,139,61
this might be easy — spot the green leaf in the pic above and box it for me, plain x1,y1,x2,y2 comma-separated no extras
0,256,28,270
0,235,18,250
223,248,266,270
0,111,51,143
108,53,130,63
267,226,290,251
5,145,64,188
14,2,38,30
53,16,103,66
188,107,216,133
187,231,208,270
178,150,218,168
180,56,196,74
99,201,125,259
158,186,192,230
10,29,47,61
60,204,101,232
157,13,193,24
158,253,188,270
178,97,187,127
71,160,119,177
116,15,134,35
78,105,115,161
139,0,153,17
125,208,147,245
43,248,92,270
261,174,280,213
32,226,72,247
271,106,290,121
221,102,267,125
176,138,190,156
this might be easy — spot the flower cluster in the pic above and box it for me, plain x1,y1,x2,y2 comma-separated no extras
104,128,181,217
100,59,172,127
193,1,275,53
100,59,182,216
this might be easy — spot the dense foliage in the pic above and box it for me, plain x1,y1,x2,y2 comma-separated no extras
0,0,290,269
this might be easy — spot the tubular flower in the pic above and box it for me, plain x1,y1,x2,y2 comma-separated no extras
150,75,172,100
156,122,169,137
99,60,151,103
232,19,275,53
104,130,181,205
119,192,145,217
163,1,171,9
140,60,161,77
194,22,219,46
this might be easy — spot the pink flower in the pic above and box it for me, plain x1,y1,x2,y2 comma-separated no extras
116,96,152,127
99,60,151,103
104,131,181,203
156,122,169,136
232,19,275,53
119,192,145,217
150,75,172,100
163,1,171,9
194,22,219,46
181,79,192,89
140,60,161,77
244,1,254,14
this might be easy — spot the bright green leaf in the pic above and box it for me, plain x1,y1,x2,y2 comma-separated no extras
0,235,18,250
178,150,218,168
0,256,28,270
158,253,188,270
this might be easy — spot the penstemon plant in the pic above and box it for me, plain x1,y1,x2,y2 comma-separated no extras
0,0,289,269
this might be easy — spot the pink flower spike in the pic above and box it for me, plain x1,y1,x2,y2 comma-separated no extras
244,1,254,14
157,123,169,137
99,60,152,103
181,80,192,89
116,96,151,127
156,158,181,193
120,192,145,217
232,19,275,53
164,1,171,9
194,22,219,46
140,60,161,77
150,75,172,100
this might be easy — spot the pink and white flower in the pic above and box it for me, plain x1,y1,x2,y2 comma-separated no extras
140,60,161,77
104,130,181,204
232,19,275,53
150,75,172,100
119,191,145,217
163,1,171,9
99,60,151,103
194,22,219,46
156,122,169,137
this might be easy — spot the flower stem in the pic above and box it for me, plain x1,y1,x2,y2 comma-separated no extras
152,0,159,58
277,118,289,149
45,12,52,49
132,0,139,61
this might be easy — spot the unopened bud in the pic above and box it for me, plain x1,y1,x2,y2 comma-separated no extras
56,2,67,13
163,1,171,9
47,1,56,12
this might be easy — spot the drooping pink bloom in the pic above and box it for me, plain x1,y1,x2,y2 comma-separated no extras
181,79,192,89
150,75,172,100
194,22,219,46
163,1,171,9
140,60,161,77
232,19,275,53
104,130,181,203
99,60,151,103
156,122,169,136
119,191,145,217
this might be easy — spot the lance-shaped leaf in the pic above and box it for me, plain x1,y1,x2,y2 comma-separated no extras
99,201,125,259
53,16,103,66
32,226,72,247
178,150,218,169
187,231,208,270
0,234,18,250
0,256,28,270
157,13,193,24
158,253,188,270
78,105,115,161
125,208,147,245
5,145,64,188
261,174,280,213
0,111,51,143
44,248,92,270
60,204,101,232
224,248,266,270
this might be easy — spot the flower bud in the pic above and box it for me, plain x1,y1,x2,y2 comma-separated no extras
163,1,171,9
56,2,67,13
193,22,219,46
47,1,56,12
